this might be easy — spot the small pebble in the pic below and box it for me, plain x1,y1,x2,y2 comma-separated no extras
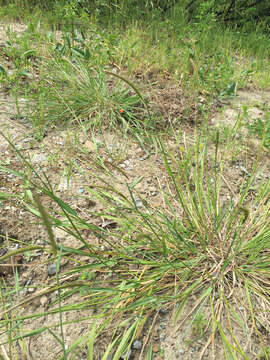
239,165,249,175
32,153,47,164
84,140,95,152
48,263,57,276
132,340,142,350
134,199,144,208
40,295,48,307
119,160,132,169
19,289,27,296
160,334,165,341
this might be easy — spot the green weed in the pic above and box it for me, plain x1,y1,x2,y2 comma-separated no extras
246,112,270,149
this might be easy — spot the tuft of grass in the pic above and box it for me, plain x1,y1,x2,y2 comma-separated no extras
1,25,151,137
0,130,269,358
28,58,146,131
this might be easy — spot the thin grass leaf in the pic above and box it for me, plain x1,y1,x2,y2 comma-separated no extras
0,65,7,77
88,322,97,360
112,320,138,360
101,335,121,360
34,194,57,255
0,245,43,262
146,343,152,360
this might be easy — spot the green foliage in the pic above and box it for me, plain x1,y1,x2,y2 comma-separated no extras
247,112,270,148
1,0,270,138
1,0,269,30
186,0,270,28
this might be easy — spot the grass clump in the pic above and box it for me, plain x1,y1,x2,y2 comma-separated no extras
0,131,269,359
1,24,152,137
29,59,146,131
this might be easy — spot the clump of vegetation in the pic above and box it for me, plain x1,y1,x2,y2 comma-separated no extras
1,4,269,137
247,112,270,148
1,131,270,359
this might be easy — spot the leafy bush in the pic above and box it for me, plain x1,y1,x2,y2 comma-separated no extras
186,0,270,28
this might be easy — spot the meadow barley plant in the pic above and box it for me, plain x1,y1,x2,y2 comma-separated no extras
1,131,269,358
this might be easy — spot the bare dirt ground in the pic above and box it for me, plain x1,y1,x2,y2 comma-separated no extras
0,23,270,359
